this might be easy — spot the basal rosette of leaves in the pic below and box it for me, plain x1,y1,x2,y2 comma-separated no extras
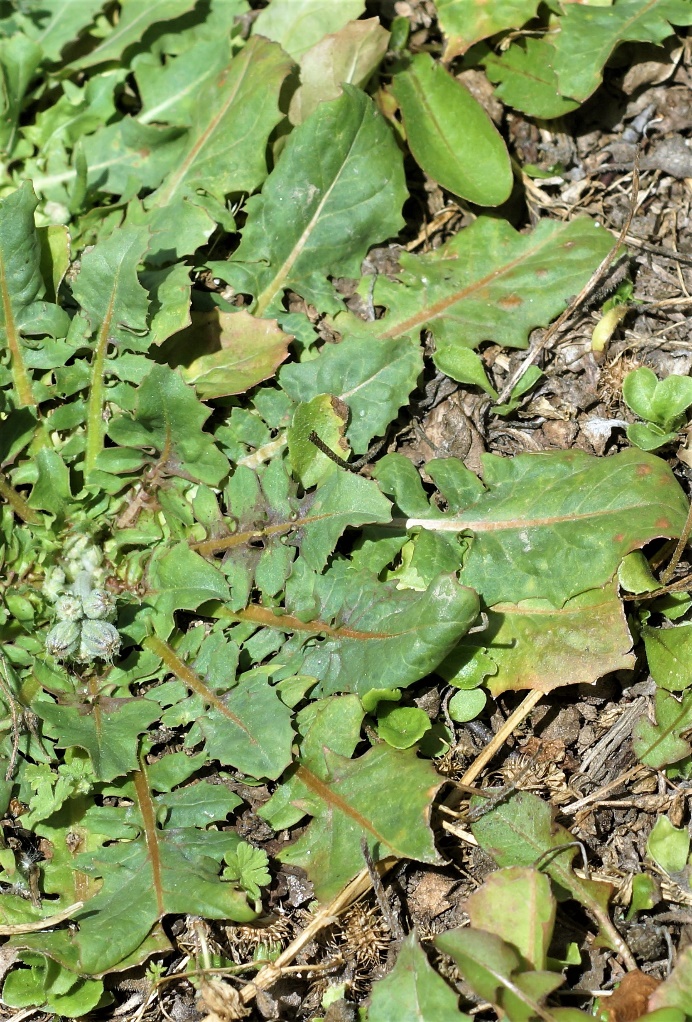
0,0,686,1011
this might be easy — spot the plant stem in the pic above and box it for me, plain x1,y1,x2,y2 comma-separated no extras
0,471,42,525
84,318,113,481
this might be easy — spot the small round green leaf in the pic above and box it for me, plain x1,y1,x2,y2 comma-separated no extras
448,688,486,722
377,705,431,749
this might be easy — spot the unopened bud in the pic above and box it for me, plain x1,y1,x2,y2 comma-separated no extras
45,620,81,660
78,620,121,662
81,589,116,621
54,594,83,622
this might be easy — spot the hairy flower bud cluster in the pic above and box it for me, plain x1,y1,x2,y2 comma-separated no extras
44,586,120,663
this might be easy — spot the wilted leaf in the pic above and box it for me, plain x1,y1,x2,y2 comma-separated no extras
471,790,628,958
253,0,366,60
466,867,555,970
289,18,389,124
447,582,635,695
434,927,563,1022
168,309,293,398
436,0,541,58
604,971,661,1022
391,53,512,205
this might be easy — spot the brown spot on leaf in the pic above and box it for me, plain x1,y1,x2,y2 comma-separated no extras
535,268,548,278
613,533,624,543
635,463,652,476
498,294,522,310
655,517,671,530
562,240,576,250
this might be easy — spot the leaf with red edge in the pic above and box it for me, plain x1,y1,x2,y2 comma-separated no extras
171,309,293,398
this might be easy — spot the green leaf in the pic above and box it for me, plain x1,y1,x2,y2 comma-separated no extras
434,346,498,397
376,705,431,749
466,867,555,970
470,790,629,957
289,17,390,124
622,366,659,420
188,670,294,780
550,0,692,104
35,696,160,782
280,333,423,454
291,571,479,697
368,931,467,1022
642,623,692,692
450,582,635,696
69,0,200,70
436,0,541,58
277,745,443,901
0,182,54,406
3,956,104,1017
67,767,257,973
344,216,614,359
646,816,690,875
72,223,151,478
252,0,366,60
0,35,42,157
222,841,271,901
224,86,407,317
482,39,581,120
298,471,393,571
434,927,563,1022
410,448,689,607
147,542,230,632
107,364,230,485
633,688,692,769
148,36,293,208
27,449,72,520
178,309,292,399
26,0,107,63
448,688,486,722
287,394,350,488
391,53,512,206
626,422,676,451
